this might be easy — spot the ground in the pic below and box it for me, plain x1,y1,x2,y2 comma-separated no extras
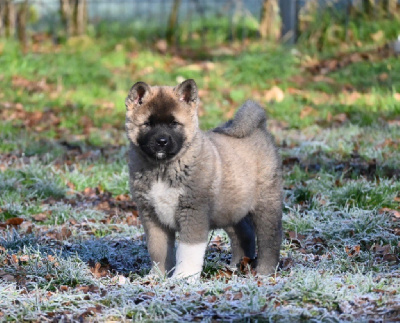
0,36,399,321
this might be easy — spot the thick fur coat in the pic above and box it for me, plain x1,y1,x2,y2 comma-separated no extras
125,79,282,279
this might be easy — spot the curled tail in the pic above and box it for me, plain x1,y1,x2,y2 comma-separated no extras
213,100,267,138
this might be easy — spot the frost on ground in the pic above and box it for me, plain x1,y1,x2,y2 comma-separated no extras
0,123,399,322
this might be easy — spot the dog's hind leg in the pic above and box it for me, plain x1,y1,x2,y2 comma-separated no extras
225,215,256,266
252,189,282,275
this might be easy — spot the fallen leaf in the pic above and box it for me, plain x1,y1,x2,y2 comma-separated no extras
300,106,317,119
264,86,284,103
47,255,56,262
5,217,24,226
207,295,217,303
76,285,99,294
213,267,233,281
345,245,360,257
383,254,398,263
226,291,243,300
11,254,18,264
33,212,48,222
90,262,110,278
19,255,29,262
57,226,72,240
342,91,361,104
370,30,384,42
378,73,388,81
379,208,400,218
333,113,347,124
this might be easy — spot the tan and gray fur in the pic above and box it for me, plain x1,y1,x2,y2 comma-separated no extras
125,79,282,279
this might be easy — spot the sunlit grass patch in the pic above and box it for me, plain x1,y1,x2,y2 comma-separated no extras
330,179,400,209
223,47,299,89
62,159,130,195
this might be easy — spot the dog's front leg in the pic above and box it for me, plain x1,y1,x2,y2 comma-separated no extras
172,208,209,280
141,212,176,275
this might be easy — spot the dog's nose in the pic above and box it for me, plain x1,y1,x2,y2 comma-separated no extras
156,137,168,147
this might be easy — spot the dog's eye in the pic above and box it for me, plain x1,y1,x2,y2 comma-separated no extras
142,122,151,127
169,121,180,127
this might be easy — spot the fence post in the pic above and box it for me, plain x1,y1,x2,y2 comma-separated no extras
279,0,298,44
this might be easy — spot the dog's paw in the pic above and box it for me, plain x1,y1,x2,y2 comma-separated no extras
171,272,201,283
255,265,277,276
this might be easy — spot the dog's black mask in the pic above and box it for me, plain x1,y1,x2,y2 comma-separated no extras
137,118,185,161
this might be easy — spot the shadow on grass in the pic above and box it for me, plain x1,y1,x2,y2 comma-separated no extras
65,238,151,275
0,229,152,276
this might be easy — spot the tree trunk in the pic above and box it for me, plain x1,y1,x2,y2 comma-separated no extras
0,2,5,37
60,0,87,37
73,0,87,35
382,0,396,16
60,0,73,37
166,0,181,45
4,0,16,37
362,0,374,15
17,0,29,51
259,0,280,41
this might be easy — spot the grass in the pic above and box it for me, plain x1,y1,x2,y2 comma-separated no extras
0,15,400,320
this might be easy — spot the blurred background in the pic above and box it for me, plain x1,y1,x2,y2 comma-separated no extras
1,0,399,146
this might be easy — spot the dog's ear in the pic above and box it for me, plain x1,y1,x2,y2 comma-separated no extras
126,82,151,109
174,79,198,105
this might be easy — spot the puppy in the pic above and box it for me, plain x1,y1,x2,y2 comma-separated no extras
125,79,282,279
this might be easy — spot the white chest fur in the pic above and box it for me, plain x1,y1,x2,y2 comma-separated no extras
147,180,183,229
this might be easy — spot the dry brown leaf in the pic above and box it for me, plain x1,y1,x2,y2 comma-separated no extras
300,106,318,119
5,217,24,226
332,113,348,124
207,295,217,303
264,86,284,103
19,255,29,262
33,212,49,222
66,182,76,190
378,73,388,81
379,208,400,218
382,254,398,263
227,291,243,300
90,262,110,278
11,254,18,264
115,194,130,201
370,30,384,42
345,245,360,257
57,226,72,240
342,91,361,104
214,267,233,281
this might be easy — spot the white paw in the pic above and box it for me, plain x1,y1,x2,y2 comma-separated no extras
172,241,207,281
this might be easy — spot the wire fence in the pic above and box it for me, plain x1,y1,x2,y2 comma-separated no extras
1,0,399,47
25,0,265,43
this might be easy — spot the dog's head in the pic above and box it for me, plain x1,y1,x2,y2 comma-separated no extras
125,79,199,161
